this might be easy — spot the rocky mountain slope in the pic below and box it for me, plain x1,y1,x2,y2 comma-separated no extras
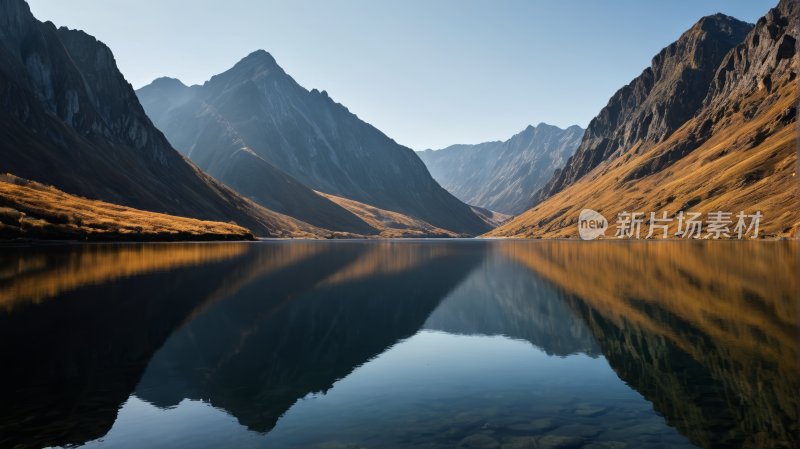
0,0,316,237
488,3,799,238
526,14,753,209
417,123,584,215
136,52,492,236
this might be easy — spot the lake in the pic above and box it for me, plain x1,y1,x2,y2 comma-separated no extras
0,240,796,449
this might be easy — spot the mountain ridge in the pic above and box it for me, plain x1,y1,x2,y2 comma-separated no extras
417,123,584,214
138,50,493,236
526,13,754,209
487,3,798,239
0,0,326,237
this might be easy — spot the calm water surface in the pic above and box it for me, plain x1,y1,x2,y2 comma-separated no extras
0,240,796,449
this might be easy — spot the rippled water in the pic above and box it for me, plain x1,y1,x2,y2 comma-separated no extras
0,240,796,449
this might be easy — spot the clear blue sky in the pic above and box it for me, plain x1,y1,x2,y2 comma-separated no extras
28,0,772,151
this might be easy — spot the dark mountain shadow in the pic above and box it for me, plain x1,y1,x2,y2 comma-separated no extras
0,242,364,448
133,241,488,433
423,255,602,357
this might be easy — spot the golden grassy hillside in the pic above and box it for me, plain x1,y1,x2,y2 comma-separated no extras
317,191,457,238
486,80,799,239
0,174,259,241
470,206,514,228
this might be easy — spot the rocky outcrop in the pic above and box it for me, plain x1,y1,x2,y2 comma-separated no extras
137,52,492,236
0,0,317,237
417,124,583,214
488,1,798,239
528,14,753,208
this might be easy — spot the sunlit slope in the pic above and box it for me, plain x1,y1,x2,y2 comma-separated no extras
487,82,798,238
488,4,799,238
0,175,257,241
317,191,457,237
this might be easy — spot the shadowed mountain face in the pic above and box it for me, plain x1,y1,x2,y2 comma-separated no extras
0,0,308,237
417,124,584,215
528,14,753,208
136,52,492,236
134,243,486,433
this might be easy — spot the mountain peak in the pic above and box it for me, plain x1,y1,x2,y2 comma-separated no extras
148,77,188,89
242,49,277,65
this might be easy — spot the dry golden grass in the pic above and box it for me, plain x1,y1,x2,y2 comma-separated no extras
0,174,257,241
486,77,799,239
317,191,457,238
470,206,514,228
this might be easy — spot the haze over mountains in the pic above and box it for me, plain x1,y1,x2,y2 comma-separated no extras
417,123,584,215
490,1,799,238
136,52,492,236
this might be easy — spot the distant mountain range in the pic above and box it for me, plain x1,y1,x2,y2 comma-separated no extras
489,2,799,238
416,123,584,215
136,52,492,236
0,0,315,237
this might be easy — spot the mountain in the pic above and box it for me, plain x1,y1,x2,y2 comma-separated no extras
527,14,754,208
134,76,200,124
0,0,319,237
136,52,492,236
488,4,799,239
416,123,584,215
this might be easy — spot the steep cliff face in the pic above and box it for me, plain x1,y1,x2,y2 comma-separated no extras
528,13,753,208
0,0,311,237
417,124,584,215
488,2,798,239
137,51,492,236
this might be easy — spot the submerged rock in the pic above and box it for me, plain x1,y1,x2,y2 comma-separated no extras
501,435,541,449
538,435,585,449
458,433,501,448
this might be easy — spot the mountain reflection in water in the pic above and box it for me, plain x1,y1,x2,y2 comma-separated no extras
0,241,795,449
